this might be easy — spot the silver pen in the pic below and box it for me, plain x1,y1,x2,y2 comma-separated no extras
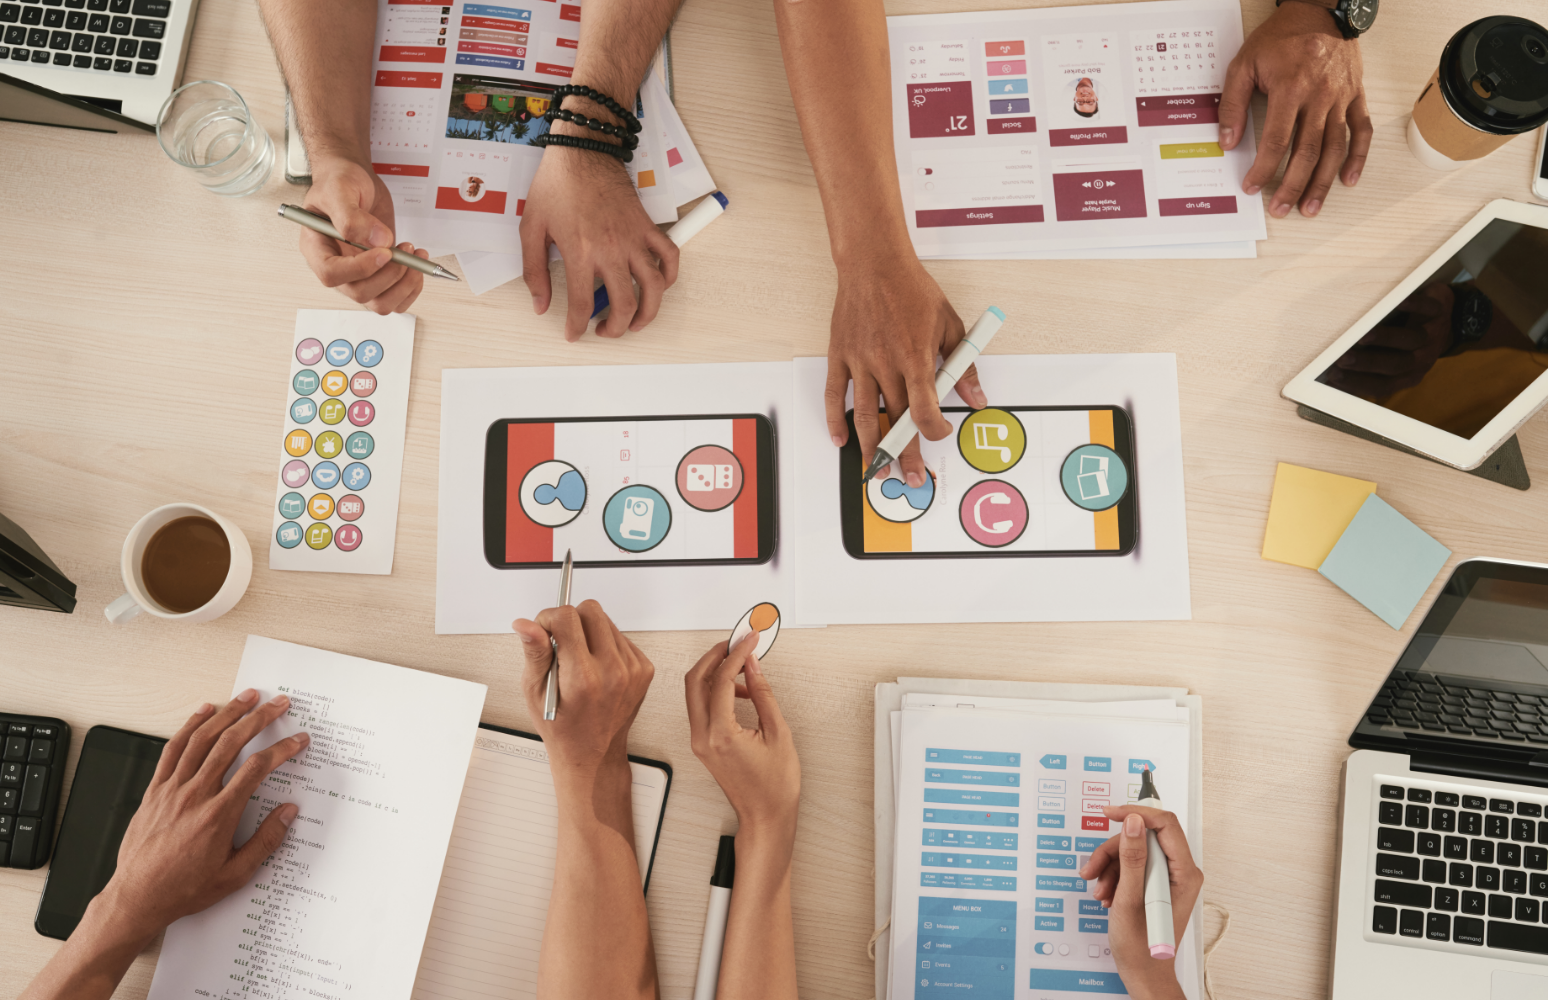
544,549,573,721
277,204,461,281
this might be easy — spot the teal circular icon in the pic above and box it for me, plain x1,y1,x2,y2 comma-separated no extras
345,431,374,459
276,521,303,548
290,397,318,424
1060,444,1129,511
293,370,320,395
278,492,306,520
603,485,672,553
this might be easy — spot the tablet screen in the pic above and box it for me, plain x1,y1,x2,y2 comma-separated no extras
1315,219,1548,439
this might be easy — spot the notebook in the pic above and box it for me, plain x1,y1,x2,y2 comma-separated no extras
410,724,671,1000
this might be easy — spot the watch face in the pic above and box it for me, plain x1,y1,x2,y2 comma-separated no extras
1346,0,1378,32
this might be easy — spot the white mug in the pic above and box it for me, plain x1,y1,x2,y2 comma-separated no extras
105,503,252,625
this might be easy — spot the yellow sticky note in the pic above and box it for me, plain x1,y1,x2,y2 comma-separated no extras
1261,462,1378,569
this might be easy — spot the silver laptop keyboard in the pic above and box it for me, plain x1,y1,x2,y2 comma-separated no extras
1372,779,1548,958
0,0,167,76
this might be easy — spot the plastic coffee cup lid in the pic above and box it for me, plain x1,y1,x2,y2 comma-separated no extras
1440,15,1548,135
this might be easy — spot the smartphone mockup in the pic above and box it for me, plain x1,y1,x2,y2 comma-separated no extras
483,414,777,568
840,405,1137,559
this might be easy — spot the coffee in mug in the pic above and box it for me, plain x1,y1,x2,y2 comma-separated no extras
1408,16,1548,170
105,503,252,624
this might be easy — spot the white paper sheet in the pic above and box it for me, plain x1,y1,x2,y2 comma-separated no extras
927,239,1255,260
792,354,1191,624
646,72,716,205
435,363,793,633
148,637,487,1000
269,311,416,575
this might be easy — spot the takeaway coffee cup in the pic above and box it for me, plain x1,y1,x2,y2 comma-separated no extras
1408,16,1548,170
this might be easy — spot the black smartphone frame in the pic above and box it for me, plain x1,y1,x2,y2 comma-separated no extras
35,725,166,940
840,405,1138,560
483,413,778,569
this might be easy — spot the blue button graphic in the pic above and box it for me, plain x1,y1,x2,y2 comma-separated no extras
276,521,303,548
342,462,371,491
290,397,318,424
278,493,306,520
1035,898,1063,913
603,485,672,552
1029,970,1128,994
1078,900,1106,915
988,78,1029,95
1129,759,1157,774
1040,755,1067,769
1034,916,1064,931
1084,757,1112,772
1037,814,1065,828
311,461,341,489
354,340,383,367
325,339,354,366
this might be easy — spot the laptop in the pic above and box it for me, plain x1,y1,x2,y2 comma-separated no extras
1332,558,1548,999
0,0,201,127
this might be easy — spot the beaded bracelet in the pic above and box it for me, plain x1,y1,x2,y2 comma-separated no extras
547,83,642,134
530,132,635,163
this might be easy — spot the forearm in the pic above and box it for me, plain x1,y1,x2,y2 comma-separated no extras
549,0,678,143
20,887,156,1000
257,0,376,165
716,826,798,1000
774,0,911,269
540,754,658,1000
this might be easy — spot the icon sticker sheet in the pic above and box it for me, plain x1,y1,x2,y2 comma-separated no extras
270,310,416,575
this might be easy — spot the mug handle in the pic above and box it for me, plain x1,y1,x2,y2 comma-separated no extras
105,593,142,625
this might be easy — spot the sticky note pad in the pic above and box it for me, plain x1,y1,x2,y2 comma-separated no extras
1261,463,1378,568
1318,495,1451,629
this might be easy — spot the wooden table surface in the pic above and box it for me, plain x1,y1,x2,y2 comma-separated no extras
4,0,1547,996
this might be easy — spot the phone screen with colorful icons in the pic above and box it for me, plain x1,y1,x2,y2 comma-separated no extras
840,406,1136,559
483,415,777,568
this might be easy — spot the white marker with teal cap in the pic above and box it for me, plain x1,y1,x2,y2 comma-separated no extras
862,306,1006,483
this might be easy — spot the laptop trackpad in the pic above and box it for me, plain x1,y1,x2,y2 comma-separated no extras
1494,971,1548,999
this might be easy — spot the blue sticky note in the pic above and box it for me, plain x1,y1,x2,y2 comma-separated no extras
1317,495,1450,629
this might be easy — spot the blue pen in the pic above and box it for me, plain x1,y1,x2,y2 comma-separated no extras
592,191,729,317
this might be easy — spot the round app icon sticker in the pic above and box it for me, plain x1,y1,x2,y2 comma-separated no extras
278,492,306,520
321,370,349,397
674,445,743,512
276,521,303,549
308,493,335,520
959,479,1029,548
1060,444,1129,511
325,339,354,366
958,408,1026,473
293,370,320,395
334,523,363,551
865,466,935,523
314,430,344,460
336,494,365,521
290,397,318,424
342,462,371,491
311,461,341,489
305,522,333,550
729,602,781,659
354,340,383,368
519,460,587,528
345,431,374,459
603,485,672,553
348,400,374,427
296,338,324,366
283,429,313,458
319,398,346,425
281,459,310,490
350,371,377,397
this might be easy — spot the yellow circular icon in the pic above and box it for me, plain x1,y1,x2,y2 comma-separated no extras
322,370,349,397
315,430,344,459
305,522,333,549
284,429,313,457
319,398,346,425
958,408,1026,473
308,493,335,520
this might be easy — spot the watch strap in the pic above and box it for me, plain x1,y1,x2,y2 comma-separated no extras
1276,0,1338,10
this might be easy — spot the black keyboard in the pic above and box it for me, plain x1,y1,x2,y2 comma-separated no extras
0,0,166,75
1,713,69,870
1371,778,1548,959
1366,670,1548,747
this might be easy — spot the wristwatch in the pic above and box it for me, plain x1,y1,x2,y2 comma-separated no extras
1276,0,1379,39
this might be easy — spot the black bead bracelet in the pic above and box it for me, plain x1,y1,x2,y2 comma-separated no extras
546,83,642,134
530,131,634,163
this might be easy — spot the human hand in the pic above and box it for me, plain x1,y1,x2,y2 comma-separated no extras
92,691,309,940
300,156,430,315
1218,0,1371,219
1323,283,1455,397
684,633,801,838
826,255,987,486
520,147,680,342
514,600,655,771
1079,806,1203,1000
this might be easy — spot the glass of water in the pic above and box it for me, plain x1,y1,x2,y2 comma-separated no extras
156,81,275,197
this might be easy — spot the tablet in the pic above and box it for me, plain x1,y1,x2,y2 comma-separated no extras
1283,199,1548,469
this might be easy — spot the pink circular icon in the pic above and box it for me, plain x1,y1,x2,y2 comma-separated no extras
348,400,375,426
674,445,743,512
336,494,365,522
350,371,377,397
959,479,1028,548
281,459,311,489
334,524,363,551
296,338,324,366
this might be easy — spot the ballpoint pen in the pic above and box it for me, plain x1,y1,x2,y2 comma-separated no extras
1137,767,1175,959
543,549,573,721
277,204,461,282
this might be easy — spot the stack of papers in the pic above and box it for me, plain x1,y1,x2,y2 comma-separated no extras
875,678,1204,1000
